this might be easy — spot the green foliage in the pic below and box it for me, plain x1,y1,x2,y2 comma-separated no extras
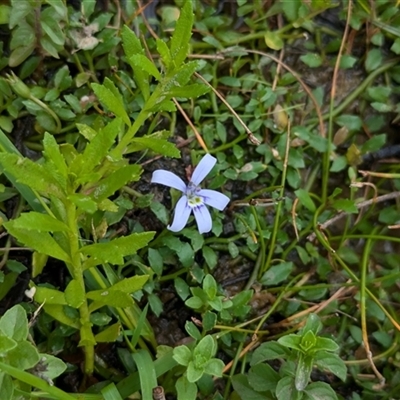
8,0,67,67
233,314,347,400
1,0,400,399
0,304,67,398
173,335,224,399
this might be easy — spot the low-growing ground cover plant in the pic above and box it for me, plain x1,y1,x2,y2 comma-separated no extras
0,0,400,399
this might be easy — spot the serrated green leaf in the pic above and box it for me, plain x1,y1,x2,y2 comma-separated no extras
130,54,161,80
166,61,199,89
170,1,193,68
11,212,69,232
71,118,122,175
91,164,142,202
168,84,209,99
122,26,149,100
80,232,155,264
4,223,70,262
0,153,65,197
76,123,97,141
92,79,131,126
130,137,180,157
121,25,143,58
156,38,171,67
0,304,28,341
68,193,98,214
43,133,67,179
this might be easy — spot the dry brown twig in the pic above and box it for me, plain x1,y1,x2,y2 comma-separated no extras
307,191,400,241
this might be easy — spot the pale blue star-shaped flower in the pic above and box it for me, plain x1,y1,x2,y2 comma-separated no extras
151,154,230,234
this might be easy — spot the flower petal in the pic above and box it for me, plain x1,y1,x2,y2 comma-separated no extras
168,195,191,232
190,154,216,186
193,205,212,234
199,189,230,211
151,170,186,192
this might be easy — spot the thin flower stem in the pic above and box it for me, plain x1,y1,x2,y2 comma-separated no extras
261,125,291,276
313,209,400,332
323,0,352,204
158,268,188,282
308,57,400,126
209,243,257,261
244,251,263,290
207,134,247,154
360,229,386,386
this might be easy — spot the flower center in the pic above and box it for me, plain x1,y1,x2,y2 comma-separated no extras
186,182,203,208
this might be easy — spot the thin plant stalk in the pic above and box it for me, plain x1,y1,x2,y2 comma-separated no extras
323,0,352,203
261,123,291,276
